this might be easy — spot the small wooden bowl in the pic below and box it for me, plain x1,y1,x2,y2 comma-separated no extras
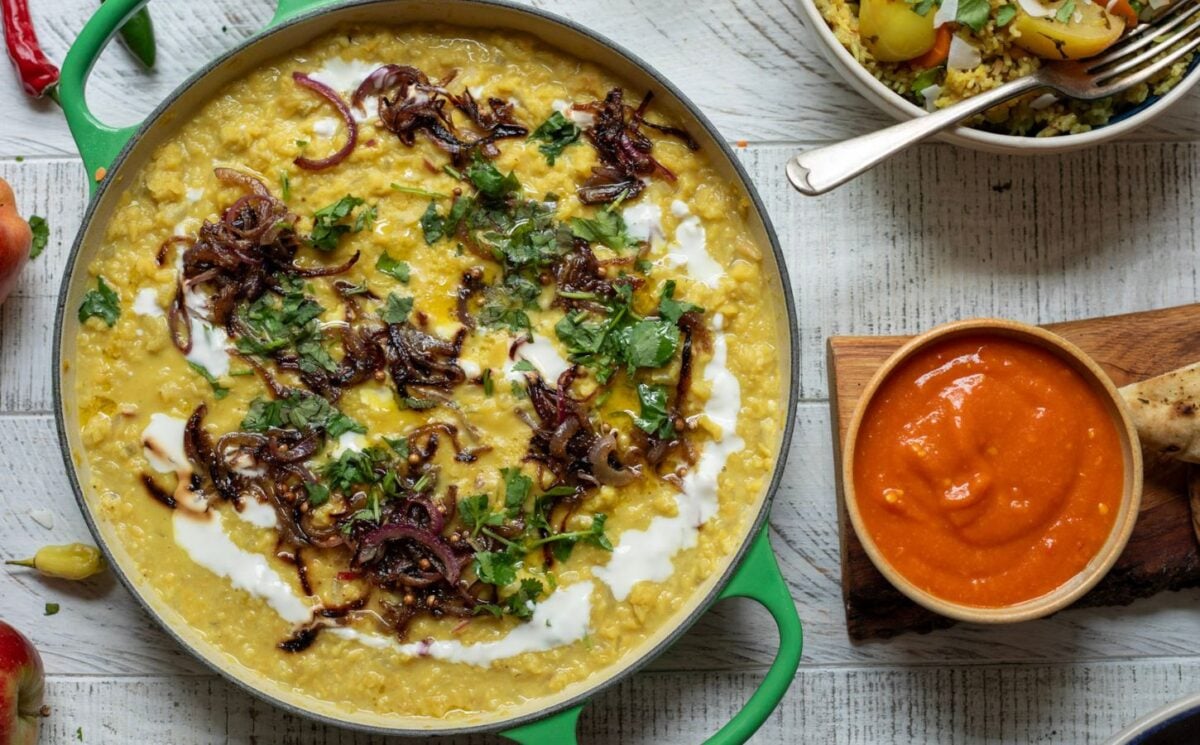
841,318,1144,624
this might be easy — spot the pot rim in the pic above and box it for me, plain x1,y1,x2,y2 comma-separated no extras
51,0,801,736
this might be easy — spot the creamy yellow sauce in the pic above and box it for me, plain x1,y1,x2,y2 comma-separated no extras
72,24,785,722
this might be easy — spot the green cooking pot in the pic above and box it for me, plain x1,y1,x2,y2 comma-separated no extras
52,0,803,741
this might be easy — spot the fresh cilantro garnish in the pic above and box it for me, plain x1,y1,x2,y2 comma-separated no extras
956,0,991,32
501,467,532,516
420,201,446,244
241,391,365,438
304,481,331,507
477,577,545,620
459,493,503,535
381,293,414,324
623,318,680,369
570,207,632,251
657,280,703,324
529,111,582,165
465,155,520,199
78,276,120,327
530,514,614,563
28,215,48,259
912,67,943,97
234,279,335,375
376,252,411,282
473,550,518,586
994,3,1017,26
1055,0,1076,23
482,367,494,396
635,258,653,274
383,435,409,459
479,273,541,332
634,383,675,439
280,171,291,202
391,183,448,199
188,362,230,400
512,359,536,373
44,602,59,616
309,195,370,251
907,0,936,14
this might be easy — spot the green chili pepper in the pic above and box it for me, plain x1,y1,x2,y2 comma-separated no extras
100,0,156,69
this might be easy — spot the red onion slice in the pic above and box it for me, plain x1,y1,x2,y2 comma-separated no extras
292,72,358,171
351,64,424,110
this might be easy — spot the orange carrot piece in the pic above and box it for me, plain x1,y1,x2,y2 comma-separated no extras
911,25,952,70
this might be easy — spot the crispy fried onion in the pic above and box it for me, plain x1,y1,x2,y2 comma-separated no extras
575,88,700,205
292,72,358,170
169,168,359,354
360,64,528,166
384,322,467,398
523,367,640,489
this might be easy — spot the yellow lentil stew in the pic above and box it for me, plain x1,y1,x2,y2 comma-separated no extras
71,24,786,722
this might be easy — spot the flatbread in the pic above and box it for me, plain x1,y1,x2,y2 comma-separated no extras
1120,361,1200,464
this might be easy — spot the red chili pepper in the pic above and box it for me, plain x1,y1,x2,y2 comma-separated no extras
2,0,60,98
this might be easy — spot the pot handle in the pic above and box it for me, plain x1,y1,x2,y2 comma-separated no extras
58,0,145,188
59,0,340,190
501,527,803,745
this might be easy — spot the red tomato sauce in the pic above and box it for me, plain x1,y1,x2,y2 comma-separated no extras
853,334,1123,607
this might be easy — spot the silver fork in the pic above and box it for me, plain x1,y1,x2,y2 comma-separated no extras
787,1,1200,196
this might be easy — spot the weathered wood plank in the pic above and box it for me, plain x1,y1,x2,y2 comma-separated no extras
0,0,1197,159
38,660,1200,744
5,409,1200,679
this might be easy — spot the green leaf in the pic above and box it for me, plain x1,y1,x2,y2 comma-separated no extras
78,276,120,327
233,277,333,374
504,577,544,618
956,0,991,31
479,273,541,332
908,0,936,14
304,481,331,507
528,111,582,165
188,362,230,400
391,183,448,199
657,280,703,324
624,319,679,369
1055,0,1076,23
501,467,532,516
309,195,367,251
44,602,59,616
381,293,414,324
634,383,675,439
482,367,494,396
280,171,291,202
911,67,943,97
473,550,519,586
460,493,503,534
994,3,1017,26
241,392,364,438
512,359,535,372
420,201,446,245
376,252,411,282
570,209,632,251
28,215,48,259
465,156,520,199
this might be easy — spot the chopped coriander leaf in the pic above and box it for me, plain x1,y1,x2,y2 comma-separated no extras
376,252,411,282
391,183,449,199
657,280,703,324
28,215,48,259
909,0,936,14
956,0,990,32
477,577,544,619
241,391,365,438
381,293,414,324
482,367,494,396
280,171,291,201
634,383,675,439
304,481,331,507
309,195,368,251
420,202,444,244
479,273,541,332
383,435,409,459
234,279,335,375
443,164,464,180
78,276,120,327
531,513,614,562
634,258,653,274
994,3,1017,26
465,155,520,199
354,204,378,232
400,395,438,410
188,362,230,399
295,139,309,148
512,359,535,372
529,111,582,165
1055,0,1076,23
44,602,59,616
321,447,388,493
459,493,503,534
473,549,518,586
501,467,532,516
622,318,679,370
570,208,632,251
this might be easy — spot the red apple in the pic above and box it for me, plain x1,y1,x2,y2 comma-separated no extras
0,621,44,745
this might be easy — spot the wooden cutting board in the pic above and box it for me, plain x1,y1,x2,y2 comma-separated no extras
828,304,1200,641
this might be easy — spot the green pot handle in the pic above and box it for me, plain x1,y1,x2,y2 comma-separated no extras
59,0,339,191
501,527,803,744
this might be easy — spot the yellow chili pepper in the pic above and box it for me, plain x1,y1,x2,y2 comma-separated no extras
6,543,106,580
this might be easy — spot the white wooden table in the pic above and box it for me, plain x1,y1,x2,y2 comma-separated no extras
2,1,1198,742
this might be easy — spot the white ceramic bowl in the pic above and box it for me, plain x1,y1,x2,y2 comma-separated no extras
797,0,1200,154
